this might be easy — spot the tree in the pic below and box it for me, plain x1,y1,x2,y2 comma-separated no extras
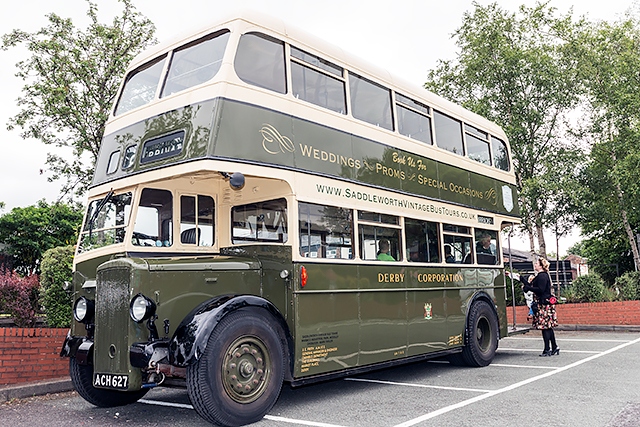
0,201,83,275
40,245,75,328
570,17,640,272
1,0,156,200
424,2,584,257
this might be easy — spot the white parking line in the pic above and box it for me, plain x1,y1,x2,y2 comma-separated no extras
264,415,349,427
392,336,640,427
345,377,492,393
490,363,559,369
505,337,632,343
499,347,600,354
139,399,349,427
140,336,640,427
139,399,193,409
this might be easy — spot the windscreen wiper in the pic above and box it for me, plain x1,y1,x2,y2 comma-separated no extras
88,189,115,241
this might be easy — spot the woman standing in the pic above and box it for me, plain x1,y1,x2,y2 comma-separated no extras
522,258,559,356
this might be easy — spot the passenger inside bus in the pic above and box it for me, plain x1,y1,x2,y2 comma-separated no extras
476,232,494,255
377,239,396,261
445,245,456,263
476,230,497,265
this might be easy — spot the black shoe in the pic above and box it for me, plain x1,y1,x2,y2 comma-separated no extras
551,348,560,356
539,350,551,357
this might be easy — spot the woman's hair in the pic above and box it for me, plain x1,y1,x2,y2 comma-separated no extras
538,258,550,272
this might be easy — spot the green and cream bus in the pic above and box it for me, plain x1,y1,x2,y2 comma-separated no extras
60,11,521,427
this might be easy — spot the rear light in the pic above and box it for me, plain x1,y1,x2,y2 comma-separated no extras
300,266,308,288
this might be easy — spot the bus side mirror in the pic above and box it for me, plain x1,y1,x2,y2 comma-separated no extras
229,172,245,190
221,171,245,190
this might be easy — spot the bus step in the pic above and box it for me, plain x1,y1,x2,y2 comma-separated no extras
507,326,530,336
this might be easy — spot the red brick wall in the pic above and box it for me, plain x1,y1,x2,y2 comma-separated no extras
2,303,640,386
0,328,69,386
506,300,640,326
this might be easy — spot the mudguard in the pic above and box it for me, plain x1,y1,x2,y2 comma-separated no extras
465,291,500,335
169,294,288,367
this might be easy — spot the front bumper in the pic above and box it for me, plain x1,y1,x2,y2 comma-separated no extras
60,332,94,365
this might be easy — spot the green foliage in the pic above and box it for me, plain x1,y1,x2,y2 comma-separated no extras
0,201,82,275
566,240,587,257
1,0,156,200
424,2,584,256
40,246,74,327
505,274,526,306
569,273,608,303
570,17,640,271
614,271,640,301
0,271,40,327
560,285,577,303
580,233,634,285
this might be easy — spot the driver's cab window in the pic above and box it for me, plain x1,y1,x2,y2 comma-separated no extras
133,188,173,247
180,195,214,246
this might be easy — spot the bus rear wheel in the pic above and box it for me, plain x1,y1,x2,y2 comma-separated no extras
186,308,285,427
450,300,498,367
69,357,148,407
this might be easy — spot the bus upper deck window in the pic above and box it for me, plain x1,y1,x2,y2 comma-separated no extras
291,46,346,114
349,73,393,131
434,110,464,156
396,93,433,145
465,125,491,166
106,150,121,175
235,33,286,94
492,136,510,171
162,31,230,98
114,56,167,116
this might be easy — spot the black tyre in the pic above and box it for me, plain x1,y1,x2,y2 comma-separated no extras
451,300,499,367
186,308,285,427
69,357,148,407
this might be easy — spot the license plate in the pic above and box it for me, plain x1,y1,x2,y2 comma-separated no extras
93,373,129,390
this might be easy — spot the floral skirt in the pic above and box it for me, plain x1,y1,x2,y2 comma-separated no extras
533,303,558,330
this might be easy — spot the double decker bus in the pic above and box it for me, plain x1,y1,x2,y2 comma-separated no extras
60,11,521,426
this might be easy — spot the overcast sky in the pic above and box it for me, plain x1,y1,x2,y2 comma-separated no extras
0,0,636,253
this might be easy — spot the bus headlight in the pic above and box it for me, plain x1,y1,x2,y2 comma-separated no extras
73,297,95,323
129,293,156,323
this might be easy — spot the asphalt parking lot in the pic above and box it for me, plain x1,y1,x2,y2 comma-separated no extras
2,330,640,427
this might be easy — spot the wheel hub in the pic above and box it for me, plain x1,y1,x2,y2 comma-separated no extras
222,337,269,403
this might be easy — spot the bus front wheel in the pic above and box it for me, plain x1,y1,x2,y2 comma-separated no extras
69,357,148,407
186,308,285,427
450,300,499,367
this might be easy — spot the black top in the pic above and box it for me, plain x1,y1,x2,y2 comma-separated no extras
521,271,552,302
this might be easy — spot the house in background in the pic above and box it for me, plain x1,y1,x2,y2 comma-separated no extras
503,248,577,291
565,254,589,277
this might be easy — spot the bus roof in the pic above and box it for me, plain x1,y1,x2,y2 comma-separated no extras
126,9,506,139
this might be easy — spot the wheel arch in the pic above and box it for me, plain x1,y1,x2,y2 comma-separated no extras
169,295,293,379
464,291,500,337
